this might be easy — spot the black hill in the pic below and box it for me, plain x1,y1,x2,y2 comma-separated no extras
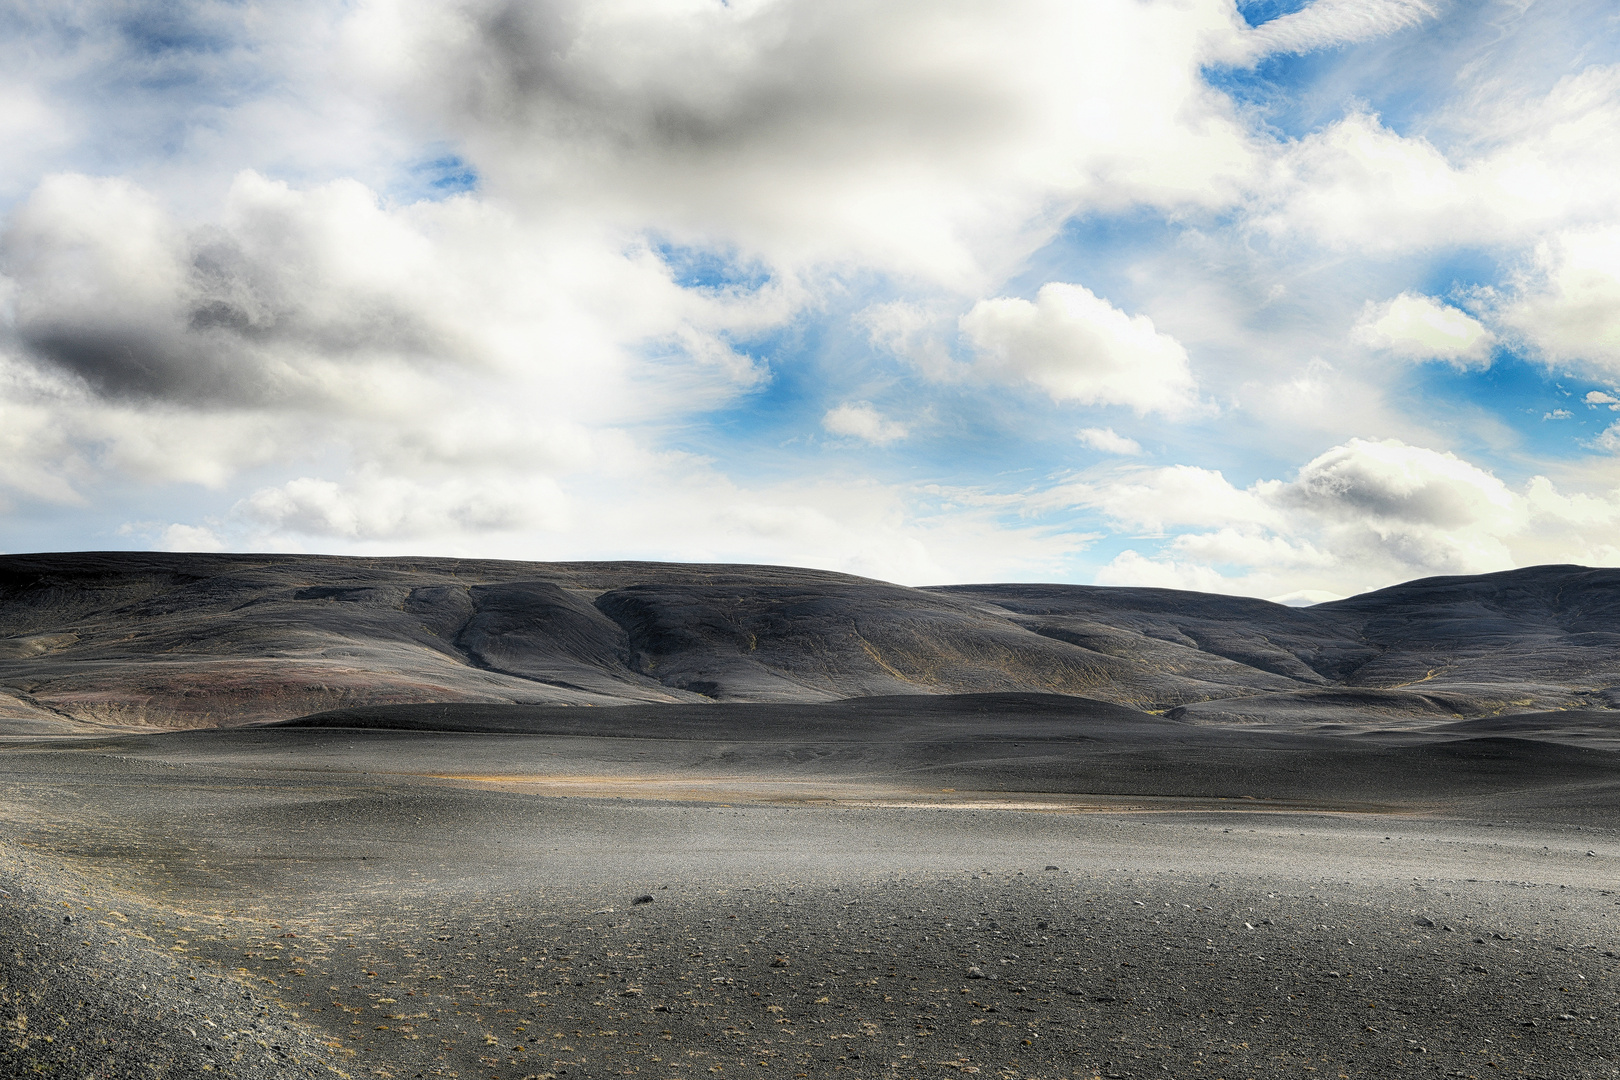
2,551,1619,733
6,553,1620,1080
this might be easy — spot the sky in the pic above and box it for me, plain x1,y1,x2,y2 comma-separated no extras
4,0,1620,602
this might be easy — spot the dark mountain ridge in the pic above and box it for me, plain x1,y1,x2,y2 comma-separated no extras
1,552,1617,733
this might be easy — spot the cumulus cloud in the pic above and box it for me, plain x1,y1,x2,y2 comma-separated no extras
1170,528,1336,571
359,0,1263,287
1590,424,1620,453
1352,293,1493,367
1058,463,1281,535
1256,63,1620,255
0,165,802,528
1,171,784,413
2,172,461,405
239,472,567,541
1256,114,1472,252
0,346,313,502
217,454,1086,587
1069,438,1620,597
1,0,1618,598
1093,550,1231,593
1071,435,1620,598
822,402,909,446
1076,427,1142,455
960,283,1198,414
1497,226,1620,370
158,524,226,552
0,0,1285,564
1282,439,1516,532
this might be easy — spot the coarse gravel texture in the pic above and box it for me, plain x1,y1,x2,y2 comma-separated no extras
0,846,339,1077
4,717,1620,1080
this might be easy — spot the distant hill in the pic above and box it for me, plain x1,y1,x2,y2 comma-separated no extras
1,552,1618,732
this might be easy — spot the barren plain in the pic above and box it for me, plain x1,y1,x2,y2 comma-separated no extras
2,554,1619,1079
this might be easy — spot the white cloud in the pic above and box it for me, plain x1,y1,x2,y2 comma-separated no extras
1521,473,1620,529
1267,589,1345,607
1073,438,1610,598
2,0,1617,598
1591,423,1620,453
158,524,225,552
823,402,909,446
1585,391,1620,407
960,283,1199,414
1255,63,1620,255
218,455,1088,587
1497,226,1620,370
239,472,569,541
1233,0,1437,62
1170,528,1336,571
857,301,964,381
0,168,803,526
361,0,1264,288
1282,438,1516,532
1256,113,1472,253
1094,549,1231,593
1076,427,1142,456
1545,409,1572,420
0,0,1310,562
1,171,781,415
0,83,71,201
1059,463,1281,534
1352,292,1493,368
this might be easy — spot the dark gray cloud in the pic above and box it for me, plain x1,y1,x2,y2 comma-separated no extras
2,174,453,407
20,324,242,401
454,0,1012,156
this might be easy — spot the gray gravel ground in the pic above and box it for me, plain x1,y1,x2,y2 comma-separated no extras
3,726,1620,1080
0,845,337,1077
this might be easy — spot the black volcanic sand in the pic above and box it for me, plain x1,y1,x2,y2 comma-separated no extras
3,697,1620,1080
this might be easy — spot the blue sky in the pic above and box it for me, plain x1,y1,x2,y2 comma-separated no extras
4,0,1620,600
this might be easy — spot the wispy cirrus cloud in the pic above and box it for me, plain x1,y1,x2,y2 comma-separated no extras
1233,0,1438,62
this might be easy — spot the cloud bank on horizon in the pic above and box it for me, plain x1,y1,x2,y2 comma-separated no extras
4,0,1620,601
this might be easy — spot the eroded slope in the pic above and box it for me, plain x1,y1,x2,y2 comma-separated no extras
3,553,1620,731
